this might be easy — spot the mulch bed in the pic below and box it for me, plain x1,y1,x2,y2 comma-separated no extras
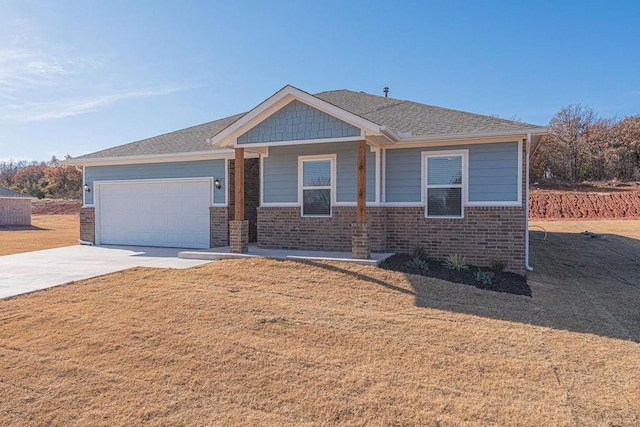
379,254,531,297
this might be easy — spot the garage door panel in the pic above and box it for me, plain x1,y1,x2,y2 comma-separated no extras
97,180,211,249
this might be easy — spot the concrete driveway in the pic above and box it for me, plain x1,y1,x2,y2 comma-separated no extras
0,245,212,299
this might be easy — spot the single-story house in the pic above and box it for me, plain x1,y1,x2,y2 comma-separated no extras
0,186,36,226
66,85,546,273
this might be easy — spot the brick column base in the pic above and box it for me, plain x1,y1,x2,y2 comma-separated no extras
229,220,249,253
351,222,370,259
79,207,95,244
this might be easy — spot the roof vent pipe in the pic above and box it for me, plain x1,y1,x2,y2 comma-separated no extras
383,87,389,97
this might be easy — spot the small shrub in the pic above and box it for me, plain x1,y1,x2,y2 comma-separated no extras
412,244,428,261
474,270,494,285
404,256,430,274
490,256,507,274
443,254,468,271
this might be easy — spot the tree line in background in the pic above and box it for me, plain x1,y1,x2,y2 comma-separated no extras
531,105,640,183
0,156,82,199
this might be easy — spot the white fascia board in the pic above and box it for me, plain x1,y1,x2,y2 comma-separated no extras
210,85,385,148
389,128,547,148
62,149,255,166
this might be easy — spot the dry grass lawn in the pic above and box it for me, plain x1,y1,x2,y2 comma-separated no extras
0,220,638,425
0,215,78,256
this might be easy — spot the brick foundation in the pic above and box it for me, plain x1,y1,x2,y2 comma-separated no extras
229,220,249,253
351,222,370,259
0,199,32,226
385,206,526,274
258,207,387,252
210,207,229,247
79,207,95,243
258,206,526,274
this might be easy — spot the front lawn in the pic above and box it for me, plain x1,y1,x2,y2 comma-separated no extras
1,223,638,427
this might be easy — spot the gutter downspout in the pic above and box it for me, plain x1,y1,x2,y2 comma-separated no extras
525,133,533,272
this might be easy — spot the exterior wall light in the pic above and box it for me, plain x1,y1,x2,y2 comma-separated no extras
84,183,91,192
214,178,222,189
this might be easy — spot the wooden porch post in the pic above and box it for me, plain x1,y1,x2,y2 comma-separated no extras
230,147,248,253
352,140,370,259
356,140,366,223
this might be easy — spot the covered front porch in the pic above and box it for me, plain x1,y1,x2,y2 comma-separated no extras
229,138,374,259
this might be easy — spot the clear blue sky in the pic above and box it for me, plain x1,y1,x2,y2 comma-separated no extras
1,0,638,161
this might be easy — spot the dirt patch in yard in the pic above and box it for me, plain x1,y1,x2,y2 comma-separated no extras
0,220,639,425
0,215,78,255
31,198,82,215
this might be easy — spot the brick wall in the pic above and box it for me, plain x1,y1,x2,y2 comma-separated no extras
258,205,526,274
386,206,526,274
0,199,32,226
210,206,229,247
257,207,386,252
228,158,260,242
79,207,95,243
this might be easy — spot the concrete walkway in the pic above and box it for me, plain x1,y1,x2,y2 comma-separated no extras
179,244,394,266
0,245,211,299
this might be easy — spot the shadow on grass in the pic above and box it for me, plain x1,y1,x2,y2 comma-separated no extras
291,259,414,296
0,225,49,231
293,231,640,343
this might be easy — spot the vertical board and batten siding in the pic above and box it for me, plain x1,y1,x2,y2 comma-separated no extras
84,160,226,205
263,142,376,203
385,142,520,203
238,100,361,144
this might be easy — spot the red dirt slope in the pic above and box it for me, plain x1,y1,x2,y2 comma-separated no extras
529,189,640,220
32,199,82,215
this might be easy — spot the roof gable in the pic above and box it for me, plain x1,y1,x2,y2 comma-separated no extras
237,100,361,145
211,85,382,148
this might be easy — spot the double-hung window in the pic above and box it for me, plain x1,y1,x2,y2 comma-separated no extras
300,156,334,217
424,151,466,218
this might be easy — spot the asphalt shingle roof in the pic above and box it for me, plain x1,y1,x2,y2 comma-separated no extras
0,186,33,198
315,90,542,137
73,89,544,160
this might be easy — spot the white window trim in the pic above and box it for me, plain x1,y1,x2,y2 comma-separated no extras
422,150,468,219
298,154,336,217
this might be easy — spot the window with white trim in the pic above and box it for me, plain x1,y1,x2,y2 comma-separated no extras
425,152,465,218
300,157,333,216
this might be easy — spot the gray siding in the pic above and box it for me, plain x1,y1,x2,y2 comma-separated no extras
238,100,360,144
263,141,376,204
468,143,519,202
385,142,520,203
84,160,226,205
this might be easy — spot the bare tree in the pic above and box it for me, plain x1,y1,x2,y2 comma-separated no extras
608,116,640,181
534,105,598,182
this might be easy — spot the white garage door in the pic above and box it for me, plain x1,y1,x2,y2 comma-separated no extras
96,179,211,249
